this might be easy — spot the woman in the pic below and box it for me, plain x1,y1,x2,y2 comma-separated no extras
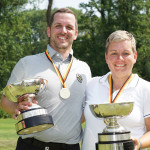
82,30,150,150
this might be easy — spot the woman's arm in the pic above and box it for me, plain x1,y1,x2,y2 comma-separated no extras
139,117,150,149
131,117,150,150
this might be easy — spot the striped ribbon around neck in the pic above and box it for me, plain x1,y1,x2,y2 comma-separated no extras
45,50,73,88
109,73,133,103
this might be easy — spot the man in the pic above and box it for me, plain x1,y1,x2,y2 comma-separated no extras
0,8,91,150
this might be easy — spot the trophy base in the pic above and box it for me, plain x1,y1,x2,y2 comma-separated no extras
96,132,134,150
15,106,54,135
98,132,131,142
16,114,53,135
96,140,134,150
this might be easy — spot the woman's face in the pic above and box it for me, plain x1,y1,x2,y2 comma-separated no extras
105,40,137,79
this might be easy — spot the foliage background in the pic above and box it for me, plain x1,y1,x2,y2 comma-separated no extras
0,0,150,117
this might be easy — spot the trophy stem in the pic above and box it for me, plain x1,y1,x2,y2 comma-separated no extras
27,94,40,109
109,117,118,126
108,117,119,129
103,117,126,133
28,94,35,103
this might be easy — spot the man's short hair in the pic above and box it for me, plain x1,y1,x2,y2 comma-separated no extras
49,8,78,30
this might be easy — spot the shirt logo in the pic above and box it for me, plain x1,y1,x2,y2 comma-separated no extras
76,74,83,83
45,147,49,150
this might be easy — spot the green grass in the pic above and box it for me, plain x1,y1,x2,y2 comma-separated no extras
0,118,18,150
0,119,149,150
0,119,84,150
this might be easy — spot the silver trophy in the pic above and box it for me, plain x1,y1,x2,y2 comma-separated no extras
3,78,54,135
90,102,134,150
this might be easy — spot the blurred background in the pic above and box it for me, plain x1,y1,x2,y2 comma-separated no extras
0,0,150,149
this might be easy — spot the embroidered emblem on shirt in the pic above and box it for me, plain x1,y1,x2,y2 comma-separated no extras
45,147,49,150
76,74,83,83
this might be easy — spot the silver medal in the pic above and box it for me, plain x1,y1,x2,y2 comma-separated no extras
60,88,70,99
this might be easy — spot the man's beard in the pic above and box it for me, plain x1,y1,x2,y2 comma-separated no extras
50,38,73,51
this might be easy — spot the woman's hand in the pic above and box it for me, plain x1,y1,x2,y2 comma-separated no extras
131,137,141,150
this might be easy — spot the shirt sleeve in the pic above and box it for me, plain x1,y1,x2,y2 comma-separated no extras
143,80,150,118
7,58,25,85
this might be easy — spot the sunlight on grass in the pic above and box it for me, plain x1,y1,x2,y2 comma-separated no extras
0,119,149,150
0,118,18,150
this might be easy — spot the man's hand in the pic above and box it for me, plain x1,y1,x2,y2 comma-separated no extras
13,94,38,120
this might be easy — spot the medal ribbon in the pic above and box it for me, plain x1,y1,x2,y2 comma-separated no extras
109,73,133,103
45,50,73,88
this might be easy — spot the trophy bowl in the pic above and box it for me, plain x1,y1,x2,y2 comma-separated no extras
89,102,134,118
3,78,54,135
3,78,47,102
89,102,134,150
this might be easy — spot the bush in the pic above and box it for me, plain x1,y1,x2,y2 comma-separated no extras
0,109,11,118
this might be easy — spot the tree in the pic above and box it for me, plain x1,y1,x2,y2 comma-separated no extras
76,0,150,80
0,1,49,91
0,0,32,90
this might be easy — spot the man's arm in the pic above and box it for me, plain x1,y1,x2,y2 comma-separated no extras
0,95,18,115
0,94,36,119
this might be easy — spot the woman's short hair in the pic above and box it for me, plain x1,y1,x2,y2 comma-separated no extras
105,30,136,53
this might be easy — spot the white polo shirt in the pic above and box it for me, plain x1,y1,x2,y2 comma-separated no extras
82,72,150,150
7,45,91,144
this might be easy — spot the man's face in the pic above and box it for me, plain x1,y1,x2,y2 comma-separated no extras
47,13,78,53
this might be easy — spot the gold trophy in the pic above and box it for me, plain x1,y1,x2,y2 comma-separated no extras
90,102,134,150
3,78,54,135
